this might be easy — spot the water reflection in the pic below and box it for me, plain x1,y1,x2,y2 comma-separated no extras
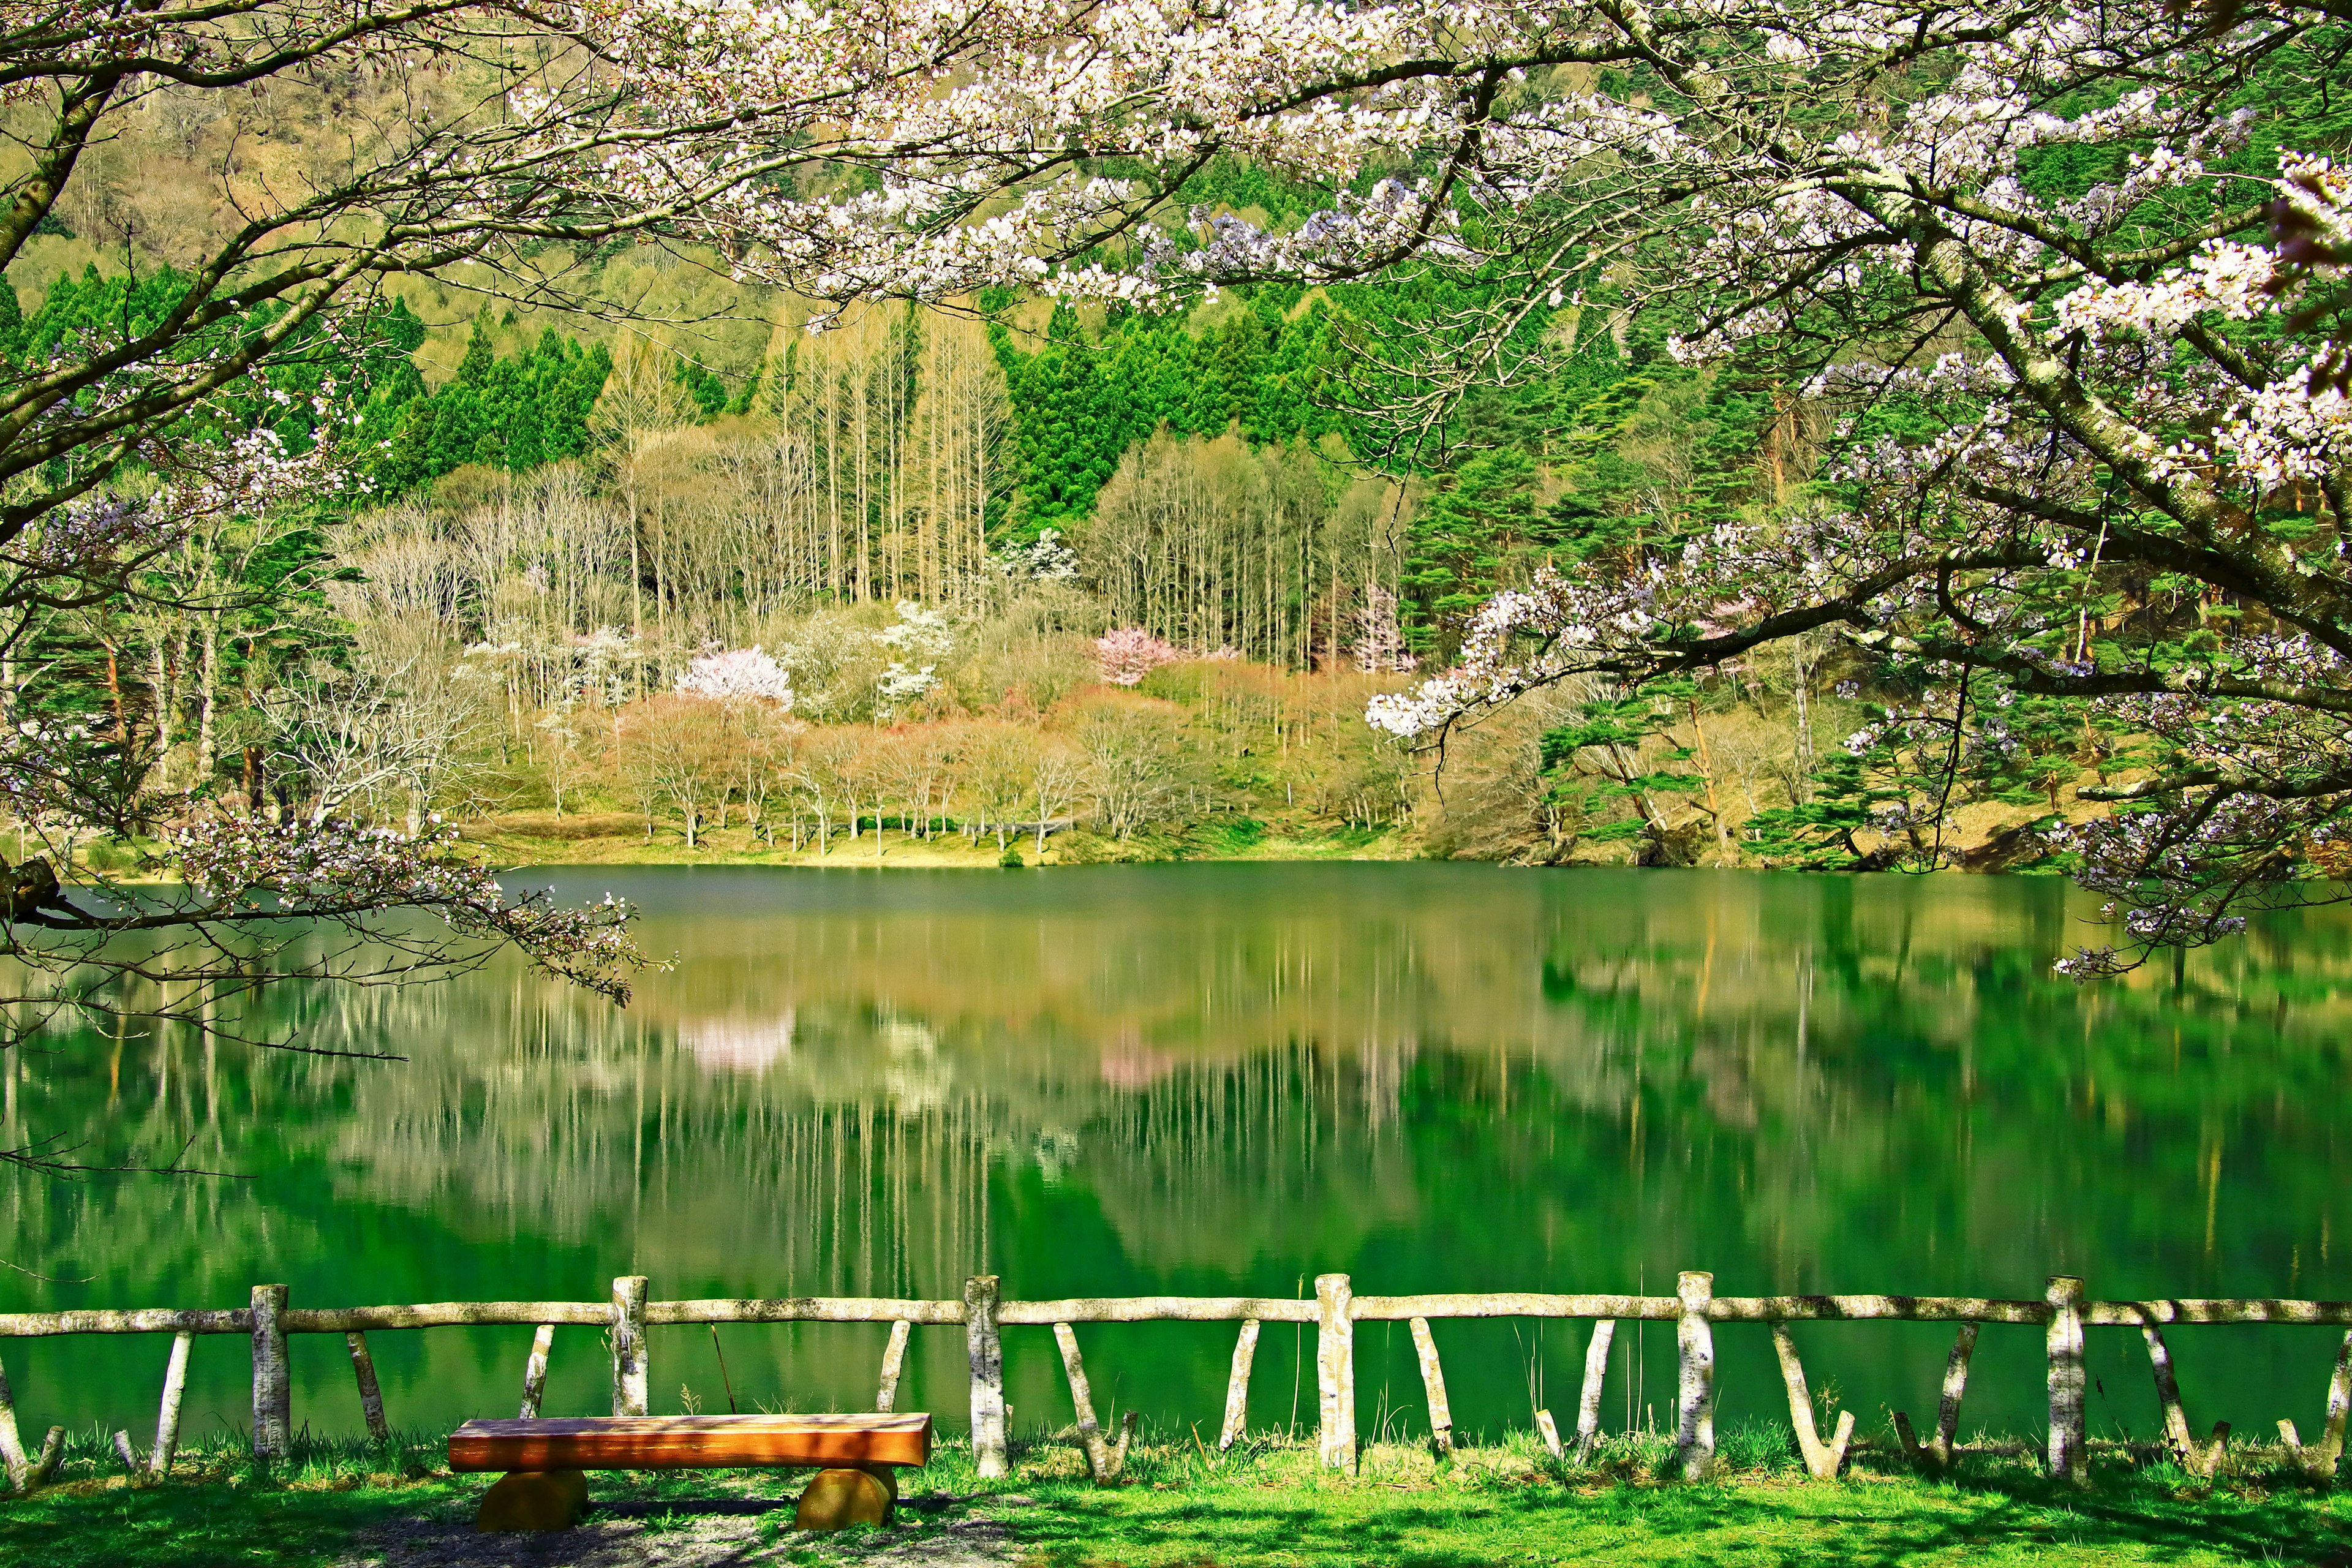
4,865,2350,1447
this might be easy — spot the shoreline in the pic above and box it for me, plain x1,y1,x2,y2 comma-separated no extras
467,812,1415,869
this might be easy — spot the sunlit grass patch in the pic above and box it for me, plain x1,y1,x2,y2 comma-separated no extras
0,1426,466,1568
4,1422,2350,1567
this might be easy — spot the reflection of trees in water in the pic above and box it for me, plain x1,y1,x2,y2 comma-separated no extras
7,867,2352,1314
305,986,1438,1292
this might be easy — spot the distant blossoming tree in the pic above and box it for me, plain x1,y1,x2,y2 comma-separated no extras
676,647,796,706
1096,628,1184,687
873,602,954,714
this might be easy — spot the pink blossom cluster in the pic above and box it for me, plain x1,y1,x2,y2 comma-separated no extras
1095,627,1184,686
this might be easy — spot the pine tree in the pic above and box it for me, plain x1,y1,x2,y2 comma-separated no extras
362,317,611,494
1399,449,1540,653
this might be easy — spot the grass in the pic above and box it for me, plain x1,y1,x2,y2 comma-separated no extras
465,810,1414,868
6,1420,2350,1567
0,1428,469,1567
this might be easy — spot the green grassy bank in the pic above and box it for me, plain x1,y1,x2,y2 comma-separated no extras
5,1423,2348,1567
469,812,1412,868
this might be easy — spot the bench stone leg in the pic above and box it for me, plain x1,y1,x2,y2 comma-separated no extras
475,1470,589,1532
795,1467,894,1531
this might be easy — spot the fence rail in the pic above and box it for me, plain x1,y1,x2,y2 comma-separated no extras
4,1273,2351,1493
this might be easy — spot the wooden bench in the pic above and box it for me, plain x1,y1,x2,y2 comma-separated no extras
449,1414,932,1532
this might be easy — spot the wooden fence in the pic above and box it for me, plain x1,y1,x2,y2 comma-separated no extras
4,1272,2350,1493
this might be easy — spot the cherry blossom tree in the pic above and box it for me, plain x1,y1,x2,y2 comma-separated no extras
675,646,796,706
718,0,2336,974
1311,4,2352,974
875,601,954,715
566,0,2351,970
1096,628,1184,687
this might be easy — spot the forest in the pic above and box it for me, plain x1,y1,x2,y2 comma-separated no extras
7,234,2005,872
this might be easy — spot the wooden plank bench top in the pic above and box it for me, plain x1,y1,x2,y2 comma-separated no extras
449,1414,932,1472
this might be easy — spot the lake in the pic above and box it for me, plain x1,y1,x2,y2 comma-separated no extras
5,864,2350,1451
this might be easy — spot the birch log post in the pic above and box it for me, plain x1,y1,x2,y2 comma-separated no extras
2046,1276,2088,1485
1409,1316,1453,1458
0,1351,60,1494
997,1296,1313,1326
251,1284,291,1461
1769,1322,1855,1480
2317,1327,2350,1479
26,1426,60,1489
965,1275,1008,1479
1315,1273,1356,1471
1894,1322,1978,1471
1535,1409,1566,1461
1932,1322,1978,1468
346,1332,389,1441
2277,1327,2352,1479
518,1324,555,1420
1219,1319,1259,1451
875,1320,912,1412
2139,1319,2227,1477
611,1276,649,1418
0,1349,27,1491
1053,1322,1118,1482
151,1331,191,1477
112,1430,138,1472
1674,1272,1716,1481
1575,1321,1615,1463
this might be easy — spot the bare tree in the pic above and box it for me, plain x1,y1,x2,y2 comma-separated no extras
959,720,1033,853
264,632,492,832
1068,695,1199,842
1029,737,1085,859
533,708,594,819
617,696,729,848
788,728,862,858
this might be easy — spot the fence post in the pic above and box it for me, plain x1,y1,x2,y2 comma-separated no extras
518,1324,555,1420
0,1349,62,1496
1219,1319,1261,1451
1575,1321,1616,1463
346,1332,389,1441
1674,1271,1715,1480
965,1275,1008,1477
1934,1321,1980,1468
2312,1329,2352,1480
0,1348,28,1489
611,1275,649,1417
2046,1275,2087,1485
1315,1273,1355,1471
151,1331,192,1477
1770,1322,1855,1480
875,1320,912,1413
1409,1316,1452,1457
251,1284,290,1461
1053,1322,1121,1482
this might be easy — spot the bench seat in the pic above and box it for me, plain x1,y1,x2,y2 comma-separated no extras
448,1413,932,1472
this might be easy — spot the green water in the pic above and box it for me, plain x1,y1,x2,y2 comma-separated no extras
4,864,2350,1451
